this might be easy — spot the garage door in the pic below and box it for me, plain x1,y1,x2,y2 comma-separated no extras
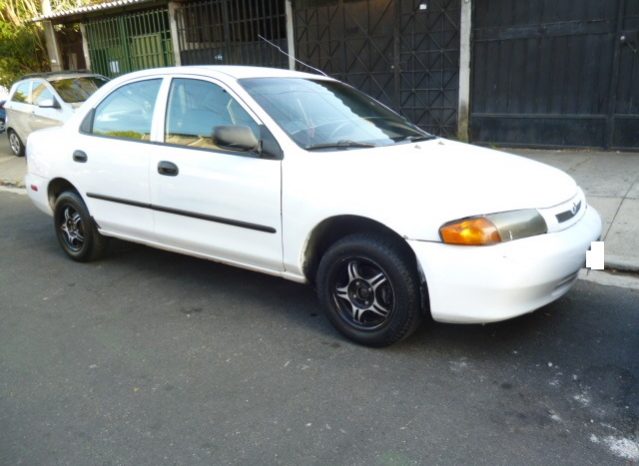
471,0,639,150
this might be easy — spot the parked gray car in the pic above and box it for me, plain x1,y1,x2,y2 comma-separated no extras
4,71,108,156
0,100,6,133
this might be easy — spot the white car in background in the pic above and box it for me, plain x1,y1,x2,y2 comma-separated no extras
25,66,602,346
4,72,108,156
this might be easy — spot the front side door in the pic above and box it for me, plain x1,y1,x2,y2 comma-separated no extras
6,80,32,140
149,77,283,272
30,80,64,132
72,78,163,239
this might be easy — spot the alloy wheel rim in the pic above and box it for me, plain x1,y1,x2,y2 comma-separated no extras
332,258,394,330
9,133,20,154
59,205,85,252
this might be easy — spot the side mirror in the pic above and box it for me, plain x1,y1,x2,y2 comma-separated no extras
212,125,259,152
38,98,60,109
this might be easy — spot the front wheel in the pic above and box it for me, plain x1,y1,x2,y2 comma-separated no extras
8,130,25,157
53,191,107,262
316,233,423,347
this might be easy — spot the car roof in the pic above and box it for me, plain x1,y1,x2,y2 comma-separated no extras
19,71,107,82
115,65,330,81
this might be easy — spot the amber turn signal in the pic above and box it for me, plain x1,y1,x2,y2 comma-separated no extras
439,217,502,246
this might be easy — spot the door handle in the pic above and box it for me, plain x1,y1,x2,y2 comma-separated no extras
158,161,179,176
73,150,87,163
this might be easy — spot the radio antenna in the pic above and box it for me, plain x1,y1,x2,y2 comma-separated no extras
257,34,328,77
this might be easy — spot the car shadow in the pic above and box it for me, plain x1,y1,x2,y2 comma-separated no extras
104,238,334,335
104,238,579,352
31,229,637,379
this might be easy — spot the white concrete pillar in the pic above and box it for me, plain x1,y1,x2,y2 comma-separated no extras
457,0,472,142
168,1,182,66
43,21,62,71
80,23,91,70
285,0,295,70
41,0,62,71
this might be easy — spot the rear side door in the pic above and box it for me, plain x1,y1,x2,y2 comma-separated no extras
148,77,283,272
71,78,163,240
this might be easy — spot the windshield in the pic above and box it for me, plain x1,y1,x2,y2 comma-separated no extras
49,76,109,103
239,78,432,150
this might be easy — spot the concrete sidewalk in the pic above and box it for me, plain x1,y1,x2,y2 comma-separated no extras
0,132,638,271
0,133,25,188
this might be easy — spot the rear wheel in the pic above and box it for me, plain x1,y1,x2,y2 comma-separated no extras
316,233,423,347
8,129,24,157
53,191,107,262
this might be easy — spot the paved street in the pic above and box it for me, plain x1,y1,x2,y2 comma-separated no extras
1,191,638,465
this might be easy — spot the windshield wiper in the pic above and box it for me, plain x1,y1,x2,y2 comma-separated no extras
305,140,376,151
395,134,436,143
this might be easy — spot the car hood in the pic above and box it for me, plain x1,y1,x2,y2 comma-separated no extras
380,138,576,209
296,138,578,240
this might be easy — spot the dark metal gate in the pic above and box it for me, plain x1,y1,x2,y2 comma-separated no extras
614,1,639,148
294,0,461,137
175,0,288,68
85,9,173,78
471,0,639,150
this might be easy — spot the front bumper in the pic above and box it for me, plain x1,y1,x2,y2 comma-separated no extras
409,204,602,324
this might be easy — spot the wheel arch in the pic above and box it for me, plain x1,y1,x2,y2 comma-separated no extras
7,126,26,142
303,214,430,317
302,215,417,280
47,178,80,210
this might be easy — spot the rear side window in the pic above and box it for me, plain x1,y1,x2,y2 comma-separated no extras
92,79,161,141
11,81,31,104
50,76,108,103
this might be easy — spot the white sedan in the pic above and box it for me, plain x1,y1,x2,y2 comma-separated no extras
25,66,602,346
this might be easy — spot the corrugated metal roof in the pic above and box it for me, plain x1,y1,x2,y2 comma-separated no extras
33,0,156,21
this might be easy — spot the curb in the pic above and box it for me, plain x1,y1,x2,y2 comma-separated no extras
0,180,25,189
0,185,27,195
605,255,639,274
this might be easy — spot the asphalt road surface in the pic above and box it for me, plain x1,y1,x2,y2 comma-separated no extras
1,191,638,466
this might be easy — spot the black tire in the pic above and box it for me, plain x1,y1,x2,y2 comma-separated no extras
8,129,25,157
316,233,423,347
53,191,107,262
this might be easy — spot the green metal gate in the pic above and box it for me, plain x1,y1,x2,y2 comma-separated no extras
85,8,174,78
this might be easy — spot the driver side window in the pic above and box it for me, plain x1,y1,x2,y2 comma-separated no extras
164,78,259,152
11,81,32,104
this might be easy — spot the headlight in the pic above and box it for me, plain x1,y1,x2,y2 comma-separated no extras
439,209,547,246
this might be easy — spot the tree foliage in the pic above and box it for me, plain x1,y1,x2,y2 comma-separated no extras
0,0,94,88
0,0,45,87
